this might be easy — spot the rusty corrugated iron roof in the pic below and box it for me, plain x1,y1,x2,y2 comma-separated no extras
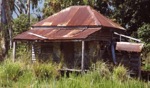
14,28,100,41
14,6,126,41
33,6,125,30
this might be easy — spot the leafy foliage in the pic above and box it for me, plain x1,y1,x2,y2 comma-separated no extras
12,14,30,59
112,0,150,35
12,14,38,58
13,14,29,36
13,14,37,36
138,24,150,53
42,0,111,18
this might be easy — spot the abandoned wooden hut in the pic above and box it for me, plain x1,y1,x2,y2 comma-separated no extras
13,6,143,76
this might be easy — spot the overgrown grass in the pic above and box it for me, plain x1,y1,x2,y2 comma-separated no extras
0,58,149,87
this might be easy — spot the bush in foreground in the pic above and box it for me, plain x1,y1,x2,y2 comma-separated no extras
0,59,149,88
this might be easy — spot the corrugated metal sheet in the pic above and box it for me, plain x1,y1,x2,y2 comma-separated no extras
116,42,144,52
14,28,100,41
33,6,125,30
14,6,126,41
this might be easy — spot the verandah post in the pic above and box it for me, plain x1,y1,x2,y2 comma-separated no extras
12,41,16,62
81,40,85,72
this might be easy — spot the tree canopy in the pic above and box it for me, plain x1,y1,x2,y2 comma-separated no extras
138,24,150,53
112,0,150,35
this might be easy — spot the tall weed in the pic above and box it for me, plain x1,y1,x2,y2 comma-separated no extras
91,61,111,79
32,62,60,80
0,57,149,88
113,65,129,81
0,59,24,87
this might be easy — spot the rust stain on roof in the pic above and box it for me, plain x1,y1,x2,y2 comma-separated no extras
14,28,100,41
33,6,125,30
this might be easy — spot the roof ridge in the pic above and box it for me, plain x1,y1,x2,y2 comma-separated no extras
33,5,125,30
87,6,101,26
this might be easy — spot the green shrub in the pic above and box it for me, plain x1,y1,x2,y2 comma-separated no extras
0,59,24,87
113,65,129,81
13,70,36,88
0,57,149,87
144,64,150,70
33,62,60,80
91,61,111,78
138,23,150,54
143,52,150,70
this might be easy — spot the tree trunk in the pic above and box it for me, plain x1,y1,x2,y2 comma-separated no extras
1,0,7,59
0,0,13,59
5,0,13,49
27,0,30,24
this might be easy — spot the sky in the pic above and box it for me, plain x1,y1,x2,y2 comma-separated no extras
12,0,45,19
